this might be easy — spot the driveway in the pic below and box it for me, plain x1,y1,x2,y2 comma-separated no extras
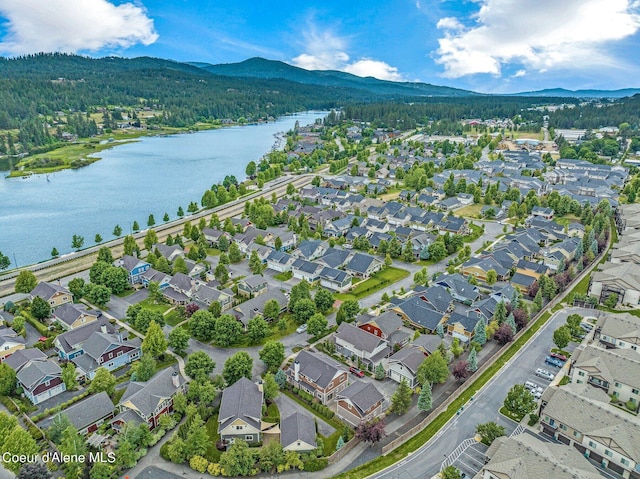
274,393,336,437
30,386,88,416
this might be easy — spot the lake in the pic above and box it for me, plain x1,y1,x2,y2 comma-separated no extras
0,111,325,267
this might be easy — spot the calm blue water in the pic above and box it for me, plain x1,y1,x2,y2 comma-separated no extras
0,112,325,267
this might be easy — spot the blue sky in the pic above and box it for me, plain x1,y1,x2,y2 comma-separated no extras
0,0,639,93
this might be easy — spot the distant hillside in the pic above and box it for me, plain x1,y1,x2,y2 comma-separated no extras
192,57,477,97
511,88,640,98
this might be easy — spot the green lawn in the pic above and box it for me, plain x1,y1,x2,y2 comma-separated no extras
138,298,171,315
164,310,184,327
156,354,178,371
274,271,293,282
206,248,222,256
464,223,484,243
205,415,222,463
116,288,136,298
335,267,409,301
554,214,580,227
456,204,484,219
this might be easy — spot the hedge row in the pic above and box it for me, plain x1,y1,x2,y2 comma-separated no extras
31,391,90,422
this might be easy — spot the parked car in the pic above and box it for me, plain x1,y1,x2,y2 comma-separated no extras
580,322,594,332
535,368,555,381
296,324,308,334
349,366,365,378
550,352,567,362
545,356,564,368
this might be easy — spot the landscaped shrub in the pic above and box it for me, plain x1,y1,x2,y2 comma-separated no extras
527,414,539,426
303,458,328,471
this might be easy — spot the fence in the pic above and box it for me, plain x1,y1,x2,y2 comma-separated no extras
328,437,362,464
381,240,609,455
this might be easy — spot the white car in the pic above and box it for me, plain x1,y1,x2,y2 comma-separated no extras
535,368,555,381
296,323,308,334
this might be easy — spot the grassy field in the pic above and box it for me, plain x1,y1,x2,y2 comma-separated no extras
138,298,171,315
335,267,409,301
554,214,580,227
205,414,223,462
455,204,484,218
274,271,293,282
219,314,300,348
164,310,184,327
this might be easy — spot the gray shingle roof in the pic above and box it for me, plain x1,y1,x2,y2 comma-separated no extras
17,359,61,390
120,368,185,418
336,322,386,354
218,377,263,433
280,412,316,449
290,349,345,389
53,303,98,327
572,345,640,391
30,281,71,301
55,321,117,354
346,253,379,274
338,381,383,415
388,347,425,375
4,348,47,372
394,297,443,331
53,391,114,431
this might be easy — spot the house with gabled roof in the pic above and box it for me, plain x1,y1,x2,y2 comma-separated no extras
569,345,640,404
345,253,383,279
4,348,47,373
387,347,426,388
191,283,233,311
291,258,322,283
266,250,295,273
117,255,150,285
434,273,480,304
318,267,352,292
415,285,454,314
539,383,640,479
336,381,385,426
140,268,172,290
590,263,640,307
0,326,25,363
17,358,65,405
52,303,99,330
233,289,288,326
595,311,640,352
335,322,390,367
71,326,141,380
218,377,263,445
510,272,537,293
392,296,445,333
280,412,317,452
461,257,509,283
163,272,193,305
531,206,554,220
318,248,351,269
49,391,115,435
357,311,411,346
286,349,348,404
202,228,231,248
113,368,186,430
446,312,481,342
153,243,185,263
237,276,268,299
30,281,73,309
55,321,117,361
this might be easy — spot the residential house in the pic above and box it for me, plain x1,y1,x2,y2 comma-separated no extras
267,231,297,252
50,391,115,435
280,412,317,452
184,259,207,279
163,272,193,305
590,263,640,306
510,272,537,293
71,325,142,380
434,273,480,304
357,311,411,346
387,347,426,388
570,345,640,404
539,383,640,478
595,312,640,352
30,282,73,309
202,228,230,248
0,326,25,363
114,368,186,430
4,348,47,373
191,283,233,311
410,334,443,356
17,358,66,405
232,289,288,326
335,322,390,367
318,267,352,292
446,312,481,343
55,321,117,361
345,253,383,279
317,248,351,269
461,257,509,282
237,276,268,299
117,255,150,285
477,434,601,479
294,239,327,261
515,259,549,280
266,250,295,273
392,296,446,333
531,206,555,220
336,381,385,426
415,285,454,314
286,350,348,404
291,258,322,283
140,268,172,290
440,216,468,235
154,244,185,263
218,377,264,445
52,303,99,330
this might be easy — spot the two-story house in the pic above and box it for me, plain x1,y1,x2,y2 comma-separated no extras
357,311,412,347
50,391,115,435
0,326,25,363
55,321,117,361
218,377,264,446
114,368,186,430
16,358,66,405
336,381,385,426
52,303,99,330
30,282,73,309
387,347,426,388
237,276,268,299
286,350,348,404
117,255,151,285
335,322,390,368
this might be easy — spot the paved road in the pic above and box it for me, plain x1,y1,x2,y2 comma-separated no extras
372,307,591,479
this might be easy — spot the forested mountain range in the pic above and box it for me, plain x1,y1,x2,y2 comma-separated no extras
193,57,475,97
0,53,638,157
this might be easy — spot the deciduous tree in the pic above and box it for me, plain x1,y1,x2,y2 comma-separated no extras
553,325,571,350
417,350,449,385
0,363,17,395
168,326,190,355
476,422,505,446
30,295,51,320
15,270,37,293
314,288,334,313
355,418,386,445
503,384,536,419
259,340,285,373
89,367,116,396
189,310,216,342
247,316,269,344
223,352,253,385
213,314,242,346
142,321,167,358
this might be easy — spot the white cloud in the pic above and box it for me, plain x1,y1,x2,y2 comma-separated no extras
0,0,158,55
435,0,640,78
513,69,526,77
291,26,405,81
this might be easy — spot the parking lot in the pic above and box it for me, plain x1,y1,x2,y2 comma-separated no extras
448,442,489,478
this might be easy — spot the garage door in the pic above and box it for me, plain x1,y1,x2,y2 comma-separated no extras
608,461,625,475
